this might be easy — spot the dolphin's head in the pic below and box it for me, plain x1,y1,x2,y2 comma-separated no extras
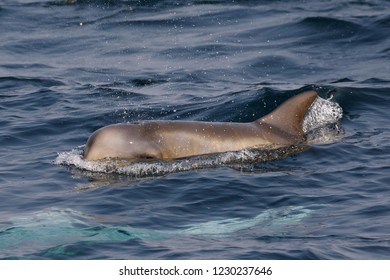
84,124,162,161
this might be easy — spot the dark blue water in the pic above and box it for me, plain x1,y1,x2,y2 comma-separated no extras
1,0,390,259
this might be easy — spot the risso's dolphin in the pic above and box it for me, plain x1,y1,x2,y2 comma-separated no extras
84,90,318,161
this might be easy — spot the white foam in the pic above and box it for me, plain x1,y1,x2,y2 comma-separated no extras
303,96,344,144
303,96,343,133
55,146,307,177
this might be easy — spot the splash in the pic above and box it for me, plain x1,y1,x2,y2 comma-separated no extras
55,95,343,176
303,95,343,133
55,145,307,177
303,95,344,144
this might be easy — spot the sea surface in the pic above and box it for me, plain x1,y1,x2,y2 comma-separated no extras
1,0,389,259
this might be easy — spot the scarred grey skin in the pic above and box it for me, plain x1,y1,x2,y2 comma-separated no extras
84,91,318,161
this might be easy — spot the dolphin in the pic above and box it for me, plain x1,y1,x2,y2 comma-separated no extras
84,90,318,161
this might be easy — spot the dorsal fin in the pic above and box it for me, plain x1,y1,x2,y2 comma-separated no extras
256,91,318,138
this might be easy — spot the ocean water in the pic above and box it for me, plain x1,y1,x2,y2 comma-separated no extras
0,0,389,259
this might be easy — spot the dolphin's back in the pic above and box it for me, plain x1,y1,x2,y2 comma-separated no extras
84,91,318,161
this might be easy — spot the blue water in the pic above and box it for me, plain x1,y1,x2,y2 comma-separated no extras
1,0,390,259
